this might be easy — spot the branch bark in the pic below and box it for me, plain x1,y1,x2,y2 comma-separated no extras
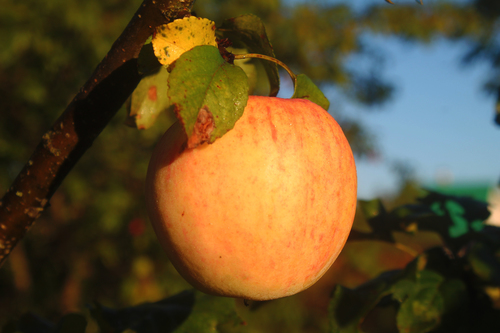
0,0,195,267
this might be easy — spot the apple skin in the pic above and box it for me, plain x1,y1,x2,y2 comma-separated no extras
146,96,357,300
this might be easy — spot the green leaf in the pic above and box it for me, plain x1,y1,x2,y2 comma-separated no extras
390,250,471,333
418,191,489,253
395,271,469,333
359,199,384,220
329,271,400,333
355,190,490,255
329,249,474,333
89,290,195,332
395,270,445,333
168,45,249,148
126,66,176,130
444,200,469,238
173,291,245,333
467,240,500,285
292,74,330,111
218,14,280,97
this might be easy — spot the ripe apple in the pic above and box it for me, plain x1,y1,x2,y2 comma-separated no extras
146,96,357,300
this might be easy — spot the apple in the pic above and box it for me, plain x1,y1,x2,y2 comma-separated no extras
146,96,357,300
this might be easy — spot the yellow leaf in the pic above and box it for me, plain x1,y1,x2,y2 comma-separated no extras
152,16,218,66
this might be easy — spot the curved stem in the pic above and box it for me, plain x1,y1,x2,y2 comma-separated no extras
233,53,297,85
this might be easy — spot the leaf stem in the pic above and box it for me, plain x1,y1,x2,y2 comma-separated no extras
233,53,297,85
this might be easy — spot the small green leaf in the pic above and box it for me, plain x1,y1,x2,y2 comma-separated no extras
390,250,470,333
396,270,444,333
467,241,500,284
168,45,249,148
329,271,400,332
219,14,279,97
445,200,469,238
396,270,469,333
292,74,330,111
126,66,176,130
359,199,384,220
89,291,195,332
173,291,245,333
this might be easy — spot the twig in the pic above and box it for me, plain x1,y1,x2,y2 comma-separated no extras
0,0,195,267
233,53,297,84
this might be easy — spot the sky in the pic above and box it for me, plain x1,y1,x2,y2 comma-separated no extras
282,0,499,199
344,38,499,199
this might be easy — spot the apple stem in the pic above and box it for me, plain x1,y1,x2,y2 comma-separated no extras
233,53,297,85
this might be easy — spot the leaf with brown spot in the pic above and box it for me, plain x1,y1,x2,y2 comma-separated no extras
126,66,177,130
187,106,215,148
168,45,249,145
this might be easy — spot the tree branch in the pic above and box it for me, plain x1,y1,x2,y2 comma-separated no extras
0,0,195,267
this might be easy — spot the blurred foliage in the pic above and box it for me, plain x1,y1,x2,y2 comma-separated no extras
330,191,500,333
1,0,500,332
4,188,499,332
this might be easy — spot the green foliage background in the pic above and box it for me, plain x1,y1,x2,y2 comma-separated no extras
1,0,499,331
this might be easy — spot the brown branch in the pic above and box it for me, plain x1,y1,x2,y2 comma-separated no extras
0,0,195,267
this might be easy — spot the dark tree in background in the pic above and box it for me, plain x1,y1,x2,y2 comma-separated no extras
0,0,499,331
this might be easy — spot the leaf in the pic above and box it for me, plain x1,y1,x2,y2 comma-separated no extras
173,291,246,333
417,191,490,253
292,74,330,111
329,249,473,333
390,249,473,333
349,199,397,243
395,270,445,333
395,270,469,333
153,16,218,67
168,45,249,148
467,240,500,285
359,199,385,220
218,14,280,97
329,270,401,333
89,290,195,333
352,190,491,255
126,66,176,130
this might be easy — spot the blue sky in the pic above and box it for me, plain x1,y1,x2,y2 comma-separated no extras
282,0,499,199
341,38,499,199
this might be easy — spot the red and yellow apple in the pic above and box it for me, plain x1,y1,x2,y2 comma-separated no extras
146,96,357,300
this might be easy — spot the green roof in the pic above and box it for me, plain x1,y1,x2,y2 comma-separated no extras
427,182,493,202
